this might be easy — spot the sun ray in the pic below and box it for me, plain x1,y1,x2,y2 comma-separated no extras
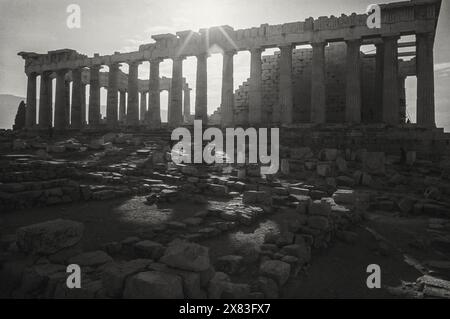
218,26,239,51
176,31,194,57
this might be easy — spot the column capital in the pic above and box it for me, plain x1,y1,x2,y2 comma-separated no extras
381,34,400,41
311,41,327,48
223,50,237,56
56,69,68,75
278,44,294,50
345,38,362,45
128,60,142,67
108,63,121,70
250,47,263,54
149,57,164,64
26,71,38,77
416,32,435,43
89,64,102,71
196,52,210,59
172,55,186,61
40,70,53,77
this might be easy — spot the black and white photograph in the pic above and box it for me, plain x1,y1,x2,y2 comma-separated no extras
0,0,449,303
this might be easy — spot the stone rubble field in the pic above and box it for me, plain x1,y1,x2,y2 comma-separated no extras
1,130,450,299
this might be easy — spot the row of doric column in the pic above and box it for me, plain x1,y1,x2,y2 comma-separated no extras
23,59,193,129
23,32,436,129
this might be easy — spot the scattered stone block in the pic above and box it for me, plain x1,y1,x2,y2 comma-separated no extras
363,152,385,174
134,241,165,260
333,189,356,205
102,259,153,297
68,250,113,267
259,260,291,287
16,219,84,255
160,241,210,272
309,200,332,217
317,162,332,177
215,255,244,275
123,271,184,299
257,276,279,298
307,216,330,231
289,187,310,196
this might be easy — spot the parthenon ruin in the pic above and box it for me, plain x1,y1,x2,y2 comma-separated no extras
18,0,441,130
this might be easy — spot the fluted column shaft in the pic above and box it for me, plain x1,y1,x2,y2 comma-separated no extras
65,80,70,127
106,64,120,127
345,39,362,123
81,84,86,125
169,57,184,127
148,59,162,128
195,54,208,123
54,69,68,130
221,50,236,127
119,90,126,123
399,76,407,123
127,61,140,126
382,36,400,125
416,32,436,127
278,45,293,125
140,91,147,123
25,73,37,128
89,65,101,125
183,88,191,121
374,43,384,123
39,71,53,128
249,48,263,125
311,42,327,124
71,68,83,129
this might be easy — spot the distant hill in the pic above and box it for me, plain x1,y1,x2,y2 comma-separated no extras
0,94,25,129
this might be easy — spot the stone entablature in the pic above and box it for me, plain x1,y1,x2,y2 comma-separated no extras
20,0,440,75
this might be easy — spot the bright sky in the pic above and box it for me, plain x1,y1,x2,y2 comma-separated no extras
0,0,449,116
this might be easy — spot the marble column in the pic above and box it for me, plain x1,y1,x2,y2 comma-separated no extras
278,45,293,125
127,61,140,126
382,36,400,126
249,48,263,125
54,69,68,130
119,90,127,123
311,42,327,124
345,39,362,123
81,84,86,125
106,63,120,127
38,71,53,128
169,56,184,127
183,88,191,121
221,50,236,127
195,53,208,123
374,42,384,123
140,91,147,123
65,80,70,127
25,73,37,128
71,68,84,129
398,75,407,123
148,59,162,128
416,32,436,127
89,65,101,125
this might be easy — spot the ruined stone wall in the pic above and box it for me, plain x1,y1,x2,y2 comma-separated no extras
234,43,377,125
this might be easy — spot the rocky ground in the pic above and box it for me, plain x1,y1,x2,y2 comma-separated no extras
0,129,449,299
